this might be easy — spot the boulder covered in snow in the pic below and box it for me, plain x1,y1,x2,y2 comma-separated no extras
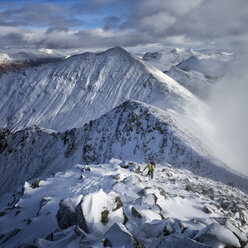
56,195,83,230
194,222,241,248
103,223,145,248
76,189,125,235
142,218,185,238
215,218,247,246
120,161,141,174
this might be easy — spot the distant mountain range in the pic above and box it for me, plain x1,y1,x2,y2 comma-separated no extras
143,48,239,98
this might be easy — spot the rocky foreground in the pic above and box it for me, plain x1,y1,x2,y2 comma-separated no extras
0,160,247,247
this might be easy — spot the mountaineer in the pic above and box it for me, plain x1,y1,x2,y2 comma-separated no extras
143,161,156,179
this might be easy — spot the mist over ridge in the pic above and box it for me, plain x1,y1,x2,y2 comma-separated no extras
204,59,248,176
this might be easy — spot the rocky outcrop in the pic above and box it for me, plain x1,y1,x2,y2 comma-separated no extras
56,195,83,230
0,128,10,153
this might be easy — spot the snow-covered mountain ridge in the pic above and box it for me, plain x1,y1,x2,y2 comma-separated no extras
142,48,238,98
142,48,198,72
1,100,247,197
0,160,247,247
0,48,66,72
0,47,65,63
0,46,201,132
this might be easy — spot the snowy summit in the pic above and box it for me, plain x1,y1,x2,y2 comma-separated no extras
0,46,247,248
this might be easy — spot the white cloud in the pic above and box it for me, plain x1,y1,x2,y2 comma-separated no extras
0,0,247,50
139,12,176,34
205,59,248,176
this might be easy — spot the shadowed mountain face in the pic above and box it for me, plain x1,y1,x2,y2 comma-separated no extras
0,46,200,132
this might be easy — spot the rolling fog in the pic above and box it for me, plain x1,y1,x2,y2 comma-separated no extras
205,59,248,176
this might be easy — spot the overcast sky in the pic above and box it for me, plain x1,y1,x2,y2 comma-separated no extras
0,0,247,50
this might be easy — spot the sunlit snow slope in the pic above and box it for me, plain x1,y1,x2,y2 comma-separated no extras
0,46,200,132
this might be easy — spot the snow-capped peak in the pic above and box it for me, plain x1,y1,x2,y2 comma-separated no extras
0,46,202,132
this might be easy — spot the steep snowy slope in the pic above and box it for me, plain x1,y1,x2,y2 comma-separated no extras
1,101,247,197
0,46,200,132
0,161,247,247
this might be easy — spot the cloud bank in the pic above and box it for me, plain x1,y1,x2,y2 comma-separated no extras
0,0,247,49
205,58,248,176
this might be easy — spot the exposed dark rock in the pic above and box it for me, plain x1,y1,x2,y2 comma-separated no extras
15,210,20,216
0,211,6,217
31,179,41,189
75,200,89,233
151,204,162,212
137,189,147,197
45,232,54,241
56,200,77,230
121,161,141,174
185,183,196,192
112,196,123,211
131,207,142,219
81,165,91,172
0,228,21,245
157,187,166,199
203,206,213,214
200,186,214,196
0,128,10,154
123,210,128,225
101,209,109,225
169,178,176,184
102,238,112,247
27,218,32,225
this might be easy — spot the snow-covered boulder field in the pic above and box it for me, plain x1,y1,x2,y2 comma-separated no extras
0,161,247,247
